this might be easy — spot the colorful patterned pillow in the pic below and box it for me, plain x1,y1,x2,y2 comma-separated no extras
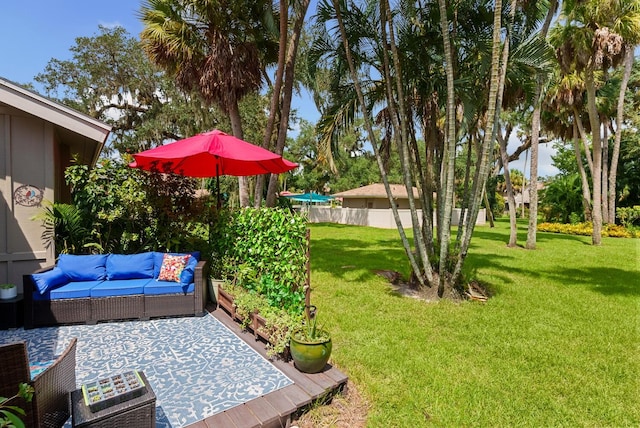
157,254,190,282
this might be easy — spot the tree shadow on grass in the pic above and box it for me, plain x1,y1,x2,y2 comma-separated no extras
467,251,639,297
463,253,522,287
470,227,592,246
310,225,408,282
545,266,640,297
534,231,593,245
311,236,407,282
309,223,638,298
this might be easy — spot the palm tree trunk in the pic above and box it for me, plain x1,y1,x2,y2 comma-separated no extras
601,120,609,223
254,0,290,208
522,150,527,219
379,0,432,283
452,0,503,286
422,99,439,257
526,0,556,250
609,47,633,224
585,70,602,244
493,0,517,247
266,0,311,207
455,134,473,244
572,122,593,221
526,80,543,248
498,133,518,247
228,100,250,207
483,190,495,227
332,0,426,287
573,106,594,176
436,0,460,296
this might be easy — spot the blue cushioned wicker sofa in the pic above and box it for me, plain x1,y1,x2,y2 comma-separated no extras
23,252,208,329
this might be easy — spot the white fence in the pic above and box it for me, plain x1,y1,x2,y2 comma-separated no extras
307,207,486,229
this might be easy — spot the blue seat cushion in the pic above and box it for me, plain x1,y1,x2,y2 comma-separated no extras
47,280,103,300
30,360,55,379
57,254,108,281
152,252,200,285
31,267,69,295
89,279,151,297
144,280,194,296
106,253,154,280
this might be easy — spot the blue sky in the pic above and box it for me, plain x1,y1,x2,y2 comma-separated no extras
0,1,321,125
0,1,557,177
1,2,143,87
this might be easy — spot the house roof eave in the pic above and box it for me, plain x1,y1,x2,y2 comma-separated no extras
0,77,111,165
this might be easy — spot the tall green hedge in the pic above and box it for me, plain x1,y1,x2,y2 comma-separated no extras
220,208,308,314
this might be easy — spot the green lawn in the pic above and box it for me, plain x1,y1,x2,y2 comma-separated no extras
309,220,640,427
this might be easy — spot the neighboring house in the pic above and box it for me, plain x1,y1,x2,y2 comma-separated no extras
310,183,484,228
0,78,111,288
333,183,421,209
504,182,545,212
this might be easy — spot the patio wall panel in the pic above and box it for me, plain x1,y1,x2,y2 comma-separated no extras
0,110,54,289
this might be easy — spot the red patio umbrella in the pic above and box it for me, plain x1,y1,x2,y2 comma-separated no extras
129,129,297,206
129,129,297,177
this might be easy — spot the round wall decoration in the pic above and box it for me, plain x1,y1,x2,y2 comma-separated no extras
13,184,44,207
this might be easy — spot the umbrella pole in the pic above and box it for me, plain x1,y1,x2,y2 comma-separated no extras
216,162,221,210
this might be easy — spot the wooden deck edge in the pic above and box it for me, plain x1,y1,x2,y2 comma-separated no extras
184,304,348,428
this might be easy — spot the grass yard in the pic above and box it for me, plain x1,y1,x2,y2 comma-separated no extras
308,220,640,427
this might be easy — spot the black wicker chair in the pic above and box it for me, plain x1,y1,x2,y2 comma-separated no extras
0,338,77,428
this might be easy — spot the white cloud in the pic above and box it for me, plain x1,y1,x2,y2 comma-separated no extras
98,21,123,29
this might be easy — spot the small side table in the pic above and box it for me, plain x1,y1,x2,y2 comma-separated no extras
71,371,156,428
0,293,24,329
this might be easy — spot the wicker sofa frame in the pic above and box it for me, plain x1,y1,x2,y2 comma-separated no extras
0,338,77,428
22,261,208,329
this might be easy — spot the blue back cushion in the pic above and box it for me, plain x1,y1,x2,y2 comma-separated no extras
57,254,108,281
153,252,200,285
106,253,154,280
31,267,69,295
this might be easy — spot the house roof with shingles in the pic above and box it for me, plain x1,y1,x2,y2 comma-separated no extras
332,183,419,199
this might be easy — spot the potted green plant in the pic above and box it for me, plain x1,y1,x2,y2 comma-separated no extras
0,284,17,300
289,305,332,373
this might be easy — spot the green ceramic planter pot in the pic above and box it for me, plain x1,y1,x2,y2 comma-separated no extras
289,328,332,373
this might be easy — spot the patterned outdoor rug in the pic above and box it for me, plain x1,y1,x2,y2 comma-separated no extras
0,313,293,427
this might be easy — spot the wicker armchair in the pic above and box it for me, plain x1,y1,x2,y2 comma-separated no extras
0,338,77,428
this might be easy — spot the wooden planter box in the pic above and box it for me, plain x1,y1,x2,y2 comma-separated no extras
216,286,291,359
252,312,270,342
217,286,235,318
234,308,246,324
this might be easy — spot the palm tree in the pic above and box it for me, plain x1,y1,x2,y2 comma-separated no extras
139,0,279,207
608,2,640,221
550,0,640,244
526,0,558,249
317,0,518,297
263,0,312,207
491,0,555,248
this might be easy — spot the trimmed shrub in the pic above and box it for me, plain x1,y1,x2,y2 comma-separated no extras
538,222,637,238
